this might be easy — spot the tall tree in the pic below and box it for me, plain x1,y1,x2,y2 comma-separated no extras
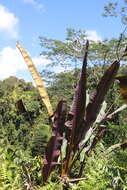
39,28,127,71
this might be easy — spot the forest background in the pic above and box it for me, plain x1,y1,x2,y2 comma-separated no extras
1,1,127,190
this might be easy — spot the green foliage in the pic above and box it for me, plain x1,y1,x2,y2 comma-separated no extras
0,129,23,190
48,70,80,109
0,76,51,189
109,151,127,189
103,122,127,147
31,124,51,156
38,181,63,190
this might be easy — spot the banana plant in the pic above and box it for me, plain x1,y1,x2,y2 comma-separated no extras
42,41,127,183
16,41,127,184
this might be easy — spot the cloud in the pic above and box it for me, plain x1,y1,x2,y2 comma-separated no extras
0,46,51,80
33,56,51,66
0,4,19,39
23,0,44,10
86,30,102,42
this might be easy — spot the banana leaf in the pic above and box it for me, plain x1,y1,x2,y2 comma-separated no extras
82,60,120,140
62,41,89,176
65,41,89,148
16,42,53,117
42,100,67,183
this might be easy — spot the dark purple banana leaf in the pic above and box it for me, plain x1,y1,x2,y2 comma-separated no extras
84,60,119,133
42,100,67,183
65,41,89,148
